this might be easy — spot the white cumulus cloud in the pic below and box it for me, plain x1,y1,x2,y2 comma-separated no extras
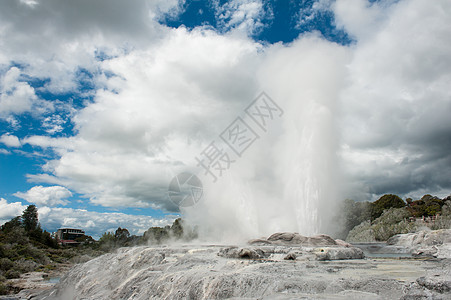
213,0,270,35
14,185,72,206
0,133,21,147
0,198,27,225
0,67,53,119
26,27,261,212
335,0,451,200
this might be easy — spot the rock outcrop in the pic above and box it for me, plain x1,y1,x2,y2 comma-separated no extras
249,232,345,247
313,247,365,261
387,229,451,258
246,233,363,261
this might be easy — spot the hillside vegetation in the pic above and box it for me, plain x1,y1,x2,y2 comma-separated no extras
340,194,451,242
0,205,195,295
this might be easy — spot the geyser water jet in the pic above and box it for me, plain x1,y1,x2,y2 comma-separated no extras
182,36,348,242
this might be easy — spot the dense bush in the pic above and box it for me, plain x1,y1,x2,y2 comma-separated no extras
0,226,29,245
371,194,405,220
98,232,116,251
0,258,13,272
142,226,170,244
141,218,198,245
14,258,39,273
0,282,7,295
5,270,20,279
407,195,445,217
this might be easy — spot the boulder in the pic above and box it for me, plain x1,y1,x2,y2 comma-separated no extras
387,229,451,258
256,232,341,247
283,253,297,260
248,238,273,245
267,232,309,244
416,276,451,294
308,234,338,246
217,247,265,259
335,239,352,247
313,247,365,261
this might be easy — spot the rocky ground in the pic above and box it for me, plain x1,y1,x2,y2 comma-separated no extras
4,231,451,299
387,229,451,259
0,265,71,299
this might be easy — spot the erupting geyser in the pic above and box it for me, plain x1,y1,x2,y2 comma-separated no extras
183,36,348,242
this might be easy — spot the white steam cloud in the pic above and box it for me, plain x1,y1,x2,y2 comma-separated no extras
183,34,349,241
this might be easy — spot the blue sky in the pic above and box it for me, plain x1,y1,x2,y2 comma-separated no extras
1,0,450,239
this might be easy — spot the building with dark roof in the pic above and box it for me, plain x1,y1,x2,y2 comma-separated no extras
56,228,85,246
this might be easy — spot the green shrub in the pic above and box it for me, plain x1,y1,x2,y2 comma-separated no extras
14,244,49,265
49,254,65,264
143,227,170,244
0,282,8,295
0,258,14,272
5,269,20,279
1,227,29,245
44,264,56,270
14,258,38,273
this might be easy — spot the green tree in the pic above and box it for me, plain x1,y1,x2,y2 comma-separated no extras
143,227,169,244
0,216,22,233
171,218,184,239
98,232,115,251
22,205,39,232
41,230,58,248
114,227,130,246
371,194,405,220
75,234,95,244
